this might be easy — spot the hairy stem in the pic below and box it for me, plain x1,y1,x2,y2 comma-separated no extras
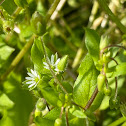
60,107,64,118
41,37,68,94
98,0,126,34
0,0,5,5
45,0,60,22
84,87,98,110
65,107,69,126
0,34,36,83
100,44,126,58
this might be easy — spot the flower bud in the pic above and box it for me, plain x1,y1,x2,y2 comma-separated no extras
57,55,68,72
100,36,109,51
30,11,46,36
104,86,112,96
109,96,120,109
14,0,28,8
36,98,46,111
97,74,105,91
54,118,62,126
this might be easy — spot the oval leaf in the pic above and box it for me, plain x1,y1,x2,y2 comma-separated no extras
73,54,99,108
85,28,100,65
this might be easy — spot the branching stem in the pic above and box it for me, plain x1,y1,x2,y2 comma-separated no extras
84,87,98,110
41,37,68,94
0,34,36,83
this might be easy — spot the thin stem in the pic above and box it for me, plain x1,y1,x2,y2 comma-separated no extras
110,58,118,99
51,21,77,52
65,107,69,126
60,107,64,118
108,117,126,126
100,45,126,58
12,7,22,19
45,0,60,23
0,34,36,83
98,0,126,34
41,37,68,94
72,102,84,109
0,0,5,5
84,87,98,110
114,77,118,99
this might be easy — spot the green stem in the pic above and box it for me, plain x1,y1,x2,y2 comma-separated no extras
12,7,22,18
51,21,77,52
41,37,68,94
45,0,60,23
0,34,36,82
108,117,126,126
98,0,126,34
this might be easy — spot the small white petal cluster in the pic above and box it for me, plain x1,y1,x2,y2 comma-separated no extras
25,69,40,90
43,53,60,73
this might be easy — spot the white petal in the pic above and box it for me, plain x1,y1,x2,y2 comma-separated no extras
28,82,36,88
44,66,49,69
51,55,54,65
27,72,34,77
55,58,60,66
26,81,34,84
43,62,48,65
31,69,37,77
25,77,34,80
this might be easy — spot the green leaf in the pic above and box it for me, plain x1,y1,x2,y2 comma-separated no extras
31,37,51,74
31,37,44,73
1,0,17,15
69,105,87,118
0,43,15,61
112,63,126,77
85,28,100,65
35,116,54,126
73,54,99,108
41,87,59,107
0,93,14,109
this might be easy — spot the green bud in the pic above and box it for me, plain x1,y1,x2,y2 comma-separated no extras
104,86,112,96
59,93,65,102
102,53,111,64
123,50,126,56
54,118,62,126
3,20,14,33
97,74,105,91
100,36,109,51
35,109,42,117
30,11,46,36
57,55,68,72
36,98,46,111
57,100,63,107
68,0,79,8
109,96,120,109
14,0,28,8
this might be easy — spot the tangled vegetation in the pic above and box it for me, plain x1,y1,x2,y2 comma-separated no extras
0,0,126,126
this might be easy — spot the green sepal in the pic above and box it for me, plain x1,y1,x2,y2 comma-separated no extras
97,74,105,92
30,11,46,36
99,36,109,51
57,55,68,72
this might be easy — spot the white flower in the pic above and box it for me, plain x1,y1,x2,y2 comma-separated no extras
25,69,40,90
43,53,60,72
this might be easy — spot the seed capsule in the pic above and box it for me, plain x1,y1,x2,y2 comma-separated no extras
97,74,106,91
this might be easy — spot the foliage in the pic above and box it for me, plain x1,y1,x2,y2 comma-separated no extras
0,0,126,126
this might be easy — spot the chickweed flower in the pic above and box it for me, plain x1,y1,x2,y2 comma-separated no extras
43,53,60,73
24,69,40,90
